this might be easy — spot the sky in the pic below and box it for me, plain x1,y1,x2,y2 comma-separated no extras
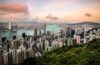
0,0,100,23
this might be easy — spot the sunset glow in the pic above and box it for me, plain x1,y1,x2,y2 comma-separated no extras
0,0,100,23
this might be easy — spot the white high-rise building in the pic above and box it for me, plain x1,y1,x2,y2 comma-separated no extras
9,22,11,30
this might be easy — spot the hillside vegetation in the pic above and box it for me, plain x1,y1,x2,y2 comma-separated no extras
23,39,100,65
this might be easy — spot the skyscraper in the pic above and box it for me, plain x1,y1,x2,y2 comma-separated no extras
34,28,37,40
9,22,11,30
0,53,4,65
44,24,46,36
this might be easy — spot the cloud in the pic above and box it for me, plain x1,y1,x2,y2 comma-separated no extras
46,14,59,20
0,3,29,20
0,3,28,13
85,13,92,17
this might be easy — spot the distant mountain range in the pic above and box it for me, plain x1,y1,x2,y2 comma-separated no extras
75,22,100,25
67,22,100,26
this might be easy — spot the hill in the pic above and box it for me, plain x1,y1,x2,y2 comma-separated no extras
19,39,100,65
67,22,100,27
33,39,100,65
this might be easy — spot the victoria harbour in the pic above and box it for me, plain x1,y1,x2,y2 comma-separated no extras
0,24,61,40
0,0,100,65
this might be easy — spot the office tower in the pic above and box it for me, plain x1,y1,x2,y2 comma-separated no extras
9,22,11,30
34,28,37,40
51,40,57,50
12,35,18,49
67,38,73,46
13,35,16,40
39,30,42,36
19,47,26,63
58,39,63,48
0,46,3,53
71,30,75,37
44,40,49,51
1,37,6,48
44,24,46,36
83,27,86,43
16,49,21,64
60,30,63,38
1,37,6,43
12,40,18,49
38,37,42,43
8,49,13,64
22,47,26,60
76,35,80,44
42,40,45,50
38,43,43,53
46,31,51,40
22,33,26,40
20,33,27,48
19,39,24,48
80,32,84,39
12,49,16,64
64,38,68,45
6,40,11,52
66,27,74,45
67,27,73,38
48,39,52,47
3,50,8,65
0,53,4,65
51,34,55,40
17,48,26,64
25,41,28,50
36,42,40,52
29,36,33,43
47,31,50,36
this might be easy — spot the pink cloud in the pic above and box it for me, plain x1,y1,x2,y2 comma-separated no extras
0,3,29,20
46,14,59,20
0,3,28,13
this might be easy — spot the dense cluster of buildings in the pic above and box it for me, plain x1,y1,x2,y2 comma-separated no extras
0,22,100,65
0,24,64,65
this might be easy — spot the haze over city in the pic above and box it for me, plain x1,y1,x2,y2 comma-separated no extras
0,0,100,23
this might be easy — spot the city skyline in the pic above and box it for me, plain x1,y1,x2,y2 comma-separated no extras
0,0,100,23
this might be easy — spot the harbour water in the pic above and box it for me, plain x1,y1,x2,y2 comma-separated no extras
46,24,61,33
0,24,61,41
